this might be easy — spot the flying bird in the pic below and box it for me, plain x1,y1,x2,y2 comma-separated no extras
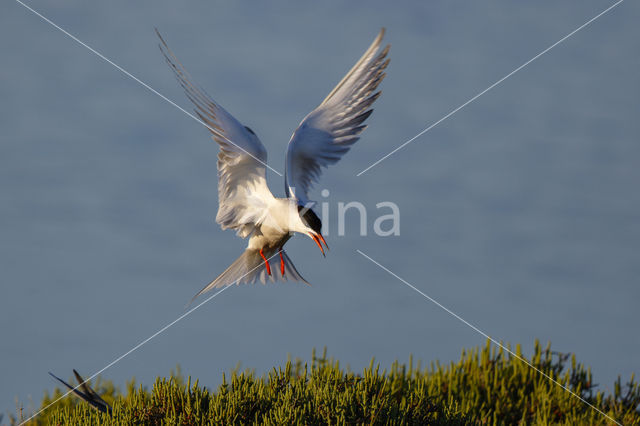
157,29,390,300
49,370,112,415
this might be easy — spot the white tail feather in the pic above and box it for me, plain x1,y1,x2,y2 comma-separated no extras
191,249,308,302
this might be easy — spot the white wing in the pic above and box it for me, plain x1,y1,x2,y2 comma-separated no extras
158,31,275,238
285,29,390,205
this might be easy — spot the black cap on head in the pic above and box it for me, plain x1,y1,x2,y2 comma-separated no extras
297,205,322,234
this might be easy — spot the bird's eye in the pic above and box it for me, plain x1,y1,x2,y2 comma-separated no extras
298,206,322,234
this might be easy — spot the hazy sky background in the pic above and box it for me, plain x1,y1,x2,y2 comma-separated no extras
1,0,639,417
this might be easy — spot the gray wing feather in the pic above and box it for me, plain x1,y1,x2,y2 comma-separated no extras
49,370,112,414
157,30,274,237
285,29,390,204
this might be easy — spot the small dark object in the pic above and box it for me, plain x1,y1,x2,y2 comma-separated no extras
49,369,112,415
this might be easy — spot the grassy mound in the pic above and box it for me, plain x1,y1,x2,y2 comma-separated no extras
15,340,640,425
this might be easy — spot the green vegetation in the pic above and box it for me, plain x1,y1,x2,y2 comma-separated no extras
13,340,640,425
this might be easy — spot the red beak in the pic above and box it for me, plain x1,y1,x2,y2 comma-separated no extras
310,233,328,257
318,233,329,251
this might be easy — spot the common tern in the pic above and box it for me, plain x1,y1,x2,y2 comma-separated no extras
49,369,112,415
157,29,390,300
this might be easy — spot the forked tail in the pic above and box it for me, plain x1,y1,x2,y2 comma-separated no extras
191,248,308,303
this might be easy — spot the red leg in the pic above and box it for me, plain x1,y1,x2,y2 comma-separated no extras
259,248,271,276
279,249,285,276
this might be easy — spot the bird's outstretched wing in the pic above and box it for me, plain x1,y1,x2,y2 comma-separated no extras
49,370,112,414
285,29,390,205
157,30,275,237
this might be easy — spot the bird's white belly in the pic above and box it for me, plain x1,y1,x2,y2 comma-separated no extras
246,198,297,251
247,226,291,251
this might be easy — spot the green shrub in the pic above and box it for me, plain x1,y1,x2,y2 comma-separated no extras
14,340,640,425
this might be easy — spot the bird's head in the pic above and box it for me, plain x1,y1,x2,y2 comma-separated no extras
297,205,328,256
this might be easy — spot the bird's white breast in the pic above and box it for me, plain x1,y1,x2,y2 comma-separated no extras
247,198,303,250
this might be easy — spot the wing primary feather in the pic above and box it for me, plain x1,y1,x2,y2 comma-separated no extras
157,29,277,235
285,29,390,204
155,29,281,178
320,28,386,106
48,370,112,414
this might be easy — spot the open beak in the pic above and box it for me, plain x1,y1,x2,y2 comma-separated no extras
309,232,329,257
